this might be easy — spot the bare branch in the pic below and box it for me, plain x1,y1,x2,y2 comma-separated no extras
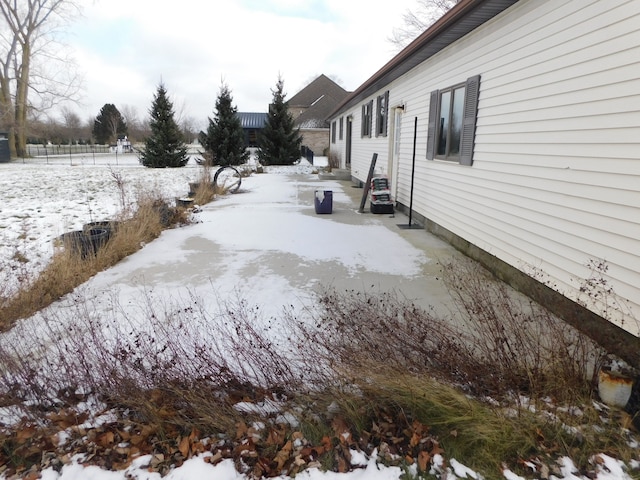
0,0,83,157
388,0,461,49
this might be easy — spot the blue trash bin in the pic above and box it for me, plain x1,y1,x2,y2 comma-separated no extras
314,190,333,214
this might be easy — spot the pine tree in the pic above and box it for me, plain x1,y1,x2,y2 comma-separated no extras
93,104,128,145
140,83,189,168
199,83,248,166
257,76,302,166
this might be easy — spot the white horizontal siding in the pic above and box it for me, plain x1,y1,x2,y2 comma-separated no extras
331,0,640,336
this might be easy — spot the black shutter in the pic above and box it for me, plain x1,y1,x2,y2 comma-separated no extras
460,75,480,166
375,96,380,137
383,90,389,137
368,100,373,137
426,90,438,160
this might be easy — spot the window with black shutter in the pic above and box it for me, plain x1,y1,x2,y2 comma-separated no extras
427,75,480,165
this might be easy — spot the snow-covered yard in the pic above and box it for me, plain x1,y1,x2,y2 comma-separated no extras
0,153,637,480
0,154,202,293
0,152,328,294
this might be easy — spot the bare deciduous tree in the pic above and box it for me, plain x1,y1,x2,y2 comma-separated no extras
60,106,81,142
389,0,460,49
0,0,82,158
119,104,146,142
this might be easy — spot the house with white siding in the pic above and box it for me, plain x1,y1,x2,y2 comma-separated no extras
328,0,640,365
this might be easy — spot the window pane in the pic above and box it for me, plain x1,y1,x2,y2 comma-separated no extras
437,91,451,156
450,87,465,155
378,94,387,135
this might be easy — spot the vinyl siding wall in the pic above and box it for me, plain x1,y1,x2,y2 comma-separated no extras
330,0,640,336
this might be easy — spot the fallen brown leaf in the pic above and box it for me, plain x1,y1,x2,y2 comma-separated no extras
418,451,431,471
15,426,37,443
178,435,190,458
274,440,293,470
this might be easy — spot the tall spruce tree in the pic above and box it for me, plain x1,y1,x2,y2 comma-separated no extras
140,83,189,168
257,76,302,166
199,83,248,166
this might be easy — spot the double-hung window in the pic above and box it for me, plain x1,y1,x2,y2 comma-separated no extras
376,91,389,137
427,75,480,166
361,100,373,138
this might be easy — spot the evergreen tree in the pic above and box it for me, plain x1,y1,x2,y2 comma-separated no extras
257,76,302,166
93,104,128,145
199,83,248,166
140,83,189,168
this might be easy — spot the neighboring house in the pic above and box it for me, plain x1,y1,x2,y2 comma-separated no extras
328,0,640,363
289,74,350,155
237,112,268,147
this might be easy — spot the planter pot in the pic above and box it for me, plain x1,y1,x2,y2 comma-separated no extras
83,220,120,240
86,227,109,252
56,230,93,258
598,368,634,408
176,197,195,208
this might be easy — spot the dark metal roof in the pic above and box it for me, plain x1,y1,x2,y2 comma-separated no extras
237,112,268,129
329,0,520,118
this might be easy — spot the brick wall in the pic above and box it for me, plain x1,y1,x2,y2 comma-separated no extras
300,129,329,156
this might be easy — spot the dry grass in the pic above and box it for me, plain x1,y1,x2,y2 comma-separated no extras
0,194,190,331
191,164,216,205
0,275,637,477
438,258,607,404
290,263,606,407
192,181,216,205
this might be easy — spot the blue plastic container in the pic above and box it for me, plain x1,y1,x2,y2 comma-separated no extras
314,190,333,214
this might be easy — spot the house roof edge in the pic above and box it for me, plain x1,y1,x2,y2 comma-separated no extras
328,0,520,118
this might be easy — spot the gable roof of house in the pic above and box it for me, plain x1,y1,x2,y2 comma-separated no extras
288,74,350,129
237,112,268,129
288,74,349,108
329,0,520,118
294,93,348,128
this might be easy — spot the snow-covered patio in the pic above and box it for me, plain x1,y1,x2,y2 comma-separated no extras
0,153,464,326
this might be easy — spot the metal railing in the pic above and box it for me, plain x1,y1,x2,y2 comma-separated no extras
27,144,112,157
301,145,314,164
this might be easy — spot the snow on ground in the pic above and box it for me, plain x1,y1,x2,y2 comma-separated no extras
0,153,636,480
0,152,323,295
1,151,436,358
0,154,201,293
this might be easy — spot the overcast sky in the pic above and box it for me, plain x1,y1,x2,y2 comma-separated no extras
63,0,417,129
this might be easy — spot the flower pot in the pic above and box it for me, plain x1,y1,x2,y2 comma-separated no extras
598,368,634,408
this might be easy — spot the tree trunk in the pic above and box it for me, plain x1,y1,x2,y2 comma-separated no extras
14,44,31,158
0,24,18,159
0,74,16,158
